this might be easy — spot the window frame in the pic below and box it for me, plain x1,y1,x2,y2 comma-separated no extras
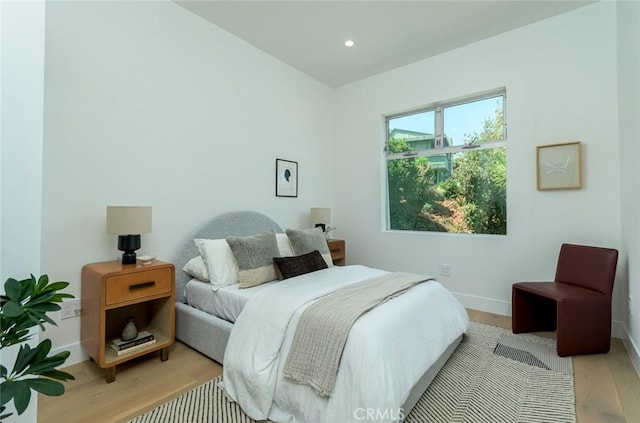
386,90,507,160
384,89,507,234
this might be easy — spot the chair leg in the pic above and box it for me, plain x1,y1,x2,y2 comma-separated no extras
556,298,611,356
512,288,556,333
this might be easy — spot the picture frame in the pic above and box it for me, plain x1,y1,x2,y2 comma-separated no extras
275,159,298,197
536,141,582,190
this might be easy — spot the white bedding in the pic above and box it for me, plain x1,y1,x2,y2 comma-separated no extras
223,265,469,423
184,278,278,323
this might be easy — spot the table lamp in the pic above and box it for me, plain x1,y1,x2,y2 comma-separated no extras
310,207,331,233
106,206,152,264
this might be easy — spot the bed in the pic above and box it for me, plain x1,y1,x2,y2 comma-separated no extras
173,211,469,423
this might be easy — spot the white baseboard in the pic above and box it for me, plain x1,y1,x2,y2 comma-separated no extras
611,320,627,340
454,291,627,340
52,341,88,367
622,325,640,376
453,291,512,317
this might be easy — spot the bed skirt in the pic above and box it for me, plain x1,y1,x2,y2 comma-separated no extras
176,302,231,364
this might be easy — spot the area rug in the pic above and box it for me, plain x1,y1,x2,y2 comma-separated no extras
493,333,572,375
128,321,575,423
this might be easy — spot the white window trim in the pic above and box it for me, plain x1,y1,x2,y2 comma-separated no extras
384,88,507,234
387,140,506,161
386,89,507,161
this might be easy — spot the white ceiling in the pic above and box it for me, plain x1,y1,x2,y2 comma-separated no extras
175,1,594,88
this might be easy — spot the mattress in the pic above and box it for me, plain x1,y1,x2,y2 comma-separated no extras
184,278,278,323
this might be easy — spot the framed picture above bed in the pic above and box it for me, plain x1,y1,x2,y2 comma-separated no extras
276,158,298,197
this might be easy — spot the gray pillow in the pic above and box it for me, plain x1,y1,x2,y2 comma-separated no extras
226,230,280,288
285,228,334,267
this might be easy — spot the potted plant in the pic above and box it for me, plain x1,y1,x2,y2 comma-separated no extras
0,275,75,420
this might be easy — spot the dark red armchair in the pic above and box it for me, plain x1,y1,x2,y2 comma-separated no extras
512,243,618,356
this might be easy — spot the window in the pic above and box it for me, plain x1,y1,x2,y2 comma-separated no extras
385,91,506,235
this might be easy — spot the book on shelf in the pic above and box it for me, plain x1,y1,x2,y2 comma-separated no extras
111,330,155,351
110,338,156,356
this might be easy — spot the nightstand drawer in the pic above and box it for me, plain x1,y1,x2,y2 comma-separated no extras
106,268,172,305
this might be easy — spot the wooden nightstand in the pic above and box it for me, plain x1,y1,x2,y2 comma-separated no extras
81,260,175,383
327,239,346,266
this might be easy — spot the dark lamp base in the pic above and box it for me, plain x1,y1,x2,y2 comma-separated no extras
118,234,141,265
121,251,137,265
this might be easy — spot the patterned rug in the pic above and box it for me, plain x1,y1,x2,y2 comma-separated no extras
493,333,572,375
128,322,575,423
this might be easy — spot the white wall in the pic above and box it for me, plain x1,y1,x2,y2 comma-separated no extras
332,2,623,321
35,0,639,371
0,1,47,421
42,1,333,363
617,0,640,372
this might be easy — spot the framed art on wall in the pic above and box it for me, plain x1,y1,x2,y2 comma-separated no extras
276,159,298,197
536,141,582,190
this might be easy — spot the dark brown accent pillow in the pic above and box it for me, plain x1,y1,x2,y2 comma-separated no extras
273,250,328,280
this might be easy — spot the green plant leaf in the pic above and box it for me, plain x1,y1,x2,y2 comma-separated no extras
13,279,29,305
13,381,31,415
26,378,65,396
35,274,49,291
27,355,69,375
52,350,70,360
1,330,33,349
23,311,48,330
41,281,69,293
2,301,24,318
0,381,17,406
0,405,12,420
19,348,69,376
22,276,36,300
3,279,22,302
51,293,74,302
10,329,30,341
13,344,37,374
33,339,52,362
30,303,61,313
39,369,75,381
25,291,56,306
43,315,57,327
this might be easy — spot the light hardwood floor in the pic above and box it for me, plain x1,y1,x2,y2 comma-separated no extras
39,310,640,423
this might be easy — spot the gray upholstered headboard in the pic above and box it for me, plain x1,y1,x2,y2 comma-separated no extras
172,210,283,303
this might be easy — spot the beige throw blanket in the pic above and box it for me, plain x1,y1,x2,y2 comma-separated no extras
282,272,433,397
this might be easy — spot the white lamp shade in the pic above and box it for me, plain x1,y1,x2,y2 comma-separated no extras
106,206,152,235
310,208,331,227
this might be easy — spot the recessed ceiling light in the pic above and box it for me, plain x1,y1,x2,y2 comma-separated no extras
344,40,355,47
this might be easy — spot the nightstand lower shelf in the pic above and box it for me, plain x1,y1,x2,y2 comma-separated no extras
104,331,171,365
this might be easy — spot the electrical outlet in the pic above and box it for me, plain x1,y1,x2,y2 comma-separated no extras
61,299,81,320
439,264,451,277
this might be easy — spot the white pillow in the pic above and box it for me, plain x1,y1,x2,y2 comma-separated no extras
194,238,239,290
276,233,294,257
182,256,209,281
